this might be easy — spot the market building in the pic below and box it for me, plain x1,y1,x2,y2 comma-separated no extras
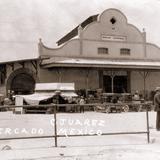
1,8,160,101
38,8,160,100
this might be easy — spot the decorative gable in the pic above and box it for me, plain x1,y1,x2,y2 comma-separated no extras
82,8,144,43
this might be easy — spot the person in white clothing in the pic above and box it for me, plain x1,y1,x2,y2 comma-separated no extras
79,96,85,113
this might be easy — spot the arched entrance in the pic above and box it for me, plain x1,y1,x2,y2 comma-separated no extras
7,68,37,95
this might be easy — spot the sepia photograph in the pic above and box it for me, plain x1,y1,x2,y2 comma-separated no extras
0,0,160,159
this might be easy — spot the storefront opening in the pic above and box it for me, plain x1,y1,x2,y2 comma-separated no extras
103,75,128,93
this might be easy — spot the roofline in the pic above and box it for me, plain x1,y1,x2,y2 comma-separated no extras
0,57,40,65
56,14,98,46
41,62,160,70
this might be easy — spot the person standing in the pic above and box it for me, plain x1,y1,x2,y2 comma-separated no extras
154,87,160,131
133,90,140,101
79,96,85,113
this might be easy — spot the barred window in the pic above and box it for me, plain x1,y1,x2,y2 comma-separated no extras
120,48,130,55
98,48,108,54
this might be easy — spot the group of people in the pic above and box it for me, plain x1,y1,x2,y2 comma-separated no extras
68,96,86,113
52,91,86,113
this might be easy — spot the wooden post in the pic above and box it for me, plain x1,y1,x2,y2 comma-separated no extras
110,70,116,93
146,108,150,143
54,105,58,147
111,76,114,93
139,71,149,100
86,69,89,97
57,69,62,83
98,70,103,89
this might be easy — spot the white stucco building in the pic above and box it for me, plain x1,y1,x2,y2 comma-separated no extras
38,8,160,100
1,8,160,100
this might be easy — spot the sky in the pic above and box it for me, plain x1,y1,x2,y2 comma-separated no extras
0,0,160,60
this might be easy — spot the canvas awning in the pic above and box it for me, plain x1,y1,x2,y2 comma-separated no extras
18,92,56,105
35,83,75,91
17,91,78,105
16,83,77,105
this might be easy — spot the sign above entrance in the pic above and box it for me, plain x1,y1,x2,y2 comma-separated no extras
101,34,126,41
103,71,127,76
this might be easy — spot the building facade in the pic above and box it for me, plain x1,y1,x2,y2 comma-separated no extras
1,8,160,100
38,8,160,100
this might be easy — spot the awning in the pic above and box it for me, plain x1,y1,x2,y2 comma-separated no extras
16,91,78,105
35,83,75,91
18,92,56,105
61,92,78,97
41,57,160,70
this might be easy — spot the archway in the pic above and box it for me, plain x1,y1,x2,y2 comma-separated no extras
7,68,37,95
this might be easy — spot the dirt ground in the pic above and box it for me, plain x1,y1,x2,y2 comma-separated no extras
0,111,159,160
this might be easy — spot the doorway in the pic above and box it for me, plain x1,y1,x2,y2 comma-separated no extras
10,73,35,94
103,75,112,92
103,75,128,93
7,68,36,95
113,76,127,93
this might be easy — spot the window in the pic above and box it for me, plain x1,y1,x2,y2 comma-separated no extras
98,48,108,54
120,48,130,55
110,17,116,24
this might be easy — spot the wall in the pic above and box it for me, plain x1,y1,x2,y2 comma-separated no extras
39,68,99,90
82,40,144,59
82,9,143,43
146,43,160,60
39,8,160,61
130,71,160,99
40,39,80,57
39,9,150,60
